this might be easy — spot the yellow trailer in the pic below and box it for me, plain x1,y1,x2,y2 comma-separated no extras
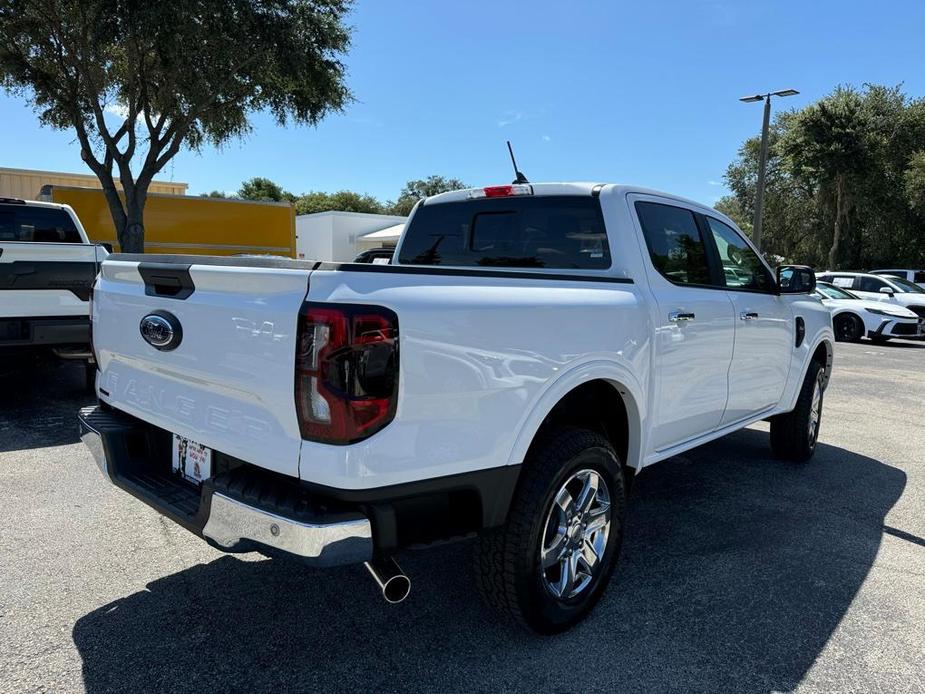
41,185,296,257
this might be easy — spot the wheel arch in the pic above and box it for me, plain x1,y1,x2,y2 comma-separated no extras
507,362,646,477
811,338,834,390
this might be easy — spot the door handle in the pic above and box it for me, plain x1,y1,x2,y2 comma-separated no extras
740,311,759,320
668,311,695,322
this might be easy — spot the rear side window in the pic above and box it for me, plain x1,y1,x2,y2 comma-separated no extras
0,205,82,243
916,271,925,284
857,276,888,293
397,196,610,269
635,201,711,286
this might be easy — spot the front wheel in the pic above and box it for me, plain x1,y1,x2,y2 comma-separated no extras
471,428,626,634
769,360,825,462
833,313,863,342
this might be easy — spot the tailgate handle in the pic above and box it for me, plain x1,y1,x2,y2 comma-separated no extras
138,263,195,300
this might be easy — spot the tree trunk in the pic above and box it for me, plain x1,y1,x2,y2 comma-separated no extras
828,175,846,270
119,190,148,253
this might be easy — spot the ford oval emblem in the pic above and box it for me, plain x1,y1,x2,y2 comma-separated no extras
139,311,182,351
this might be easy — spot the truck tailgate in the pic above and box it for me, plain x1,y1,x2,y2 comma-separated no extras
0,241,102,317
95,256,312,477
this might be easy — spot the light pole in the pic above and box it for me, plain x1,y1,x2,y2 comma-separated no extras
740,89,799,252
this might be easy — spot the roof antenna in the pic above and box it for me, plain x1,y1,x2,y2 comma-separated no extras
506,140,529,184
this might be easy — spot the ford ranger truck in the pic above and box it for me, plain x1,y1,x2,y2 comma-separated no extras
78,183,833,633
1,197,108,385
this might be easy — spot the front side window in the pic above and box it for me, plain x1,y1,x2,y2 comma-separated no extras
635,201,711,286
704,217,772,291
0,205,82,243
886,276,925,294
397,196,610,269
816,283,857,300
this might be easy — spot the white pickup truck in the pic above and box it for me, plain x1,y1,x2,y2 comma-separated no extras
78,183,833,633
1,198,108,382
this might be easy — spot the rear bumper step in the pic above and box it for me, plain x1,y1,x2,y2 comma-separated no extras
0,316,89,347
78,405,372,566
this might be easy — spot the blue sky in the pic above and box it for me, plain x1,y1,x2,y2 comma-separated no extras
4,0,925,206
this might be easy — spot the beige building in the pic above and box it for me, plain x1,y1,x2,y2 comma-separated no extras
0,166,187,200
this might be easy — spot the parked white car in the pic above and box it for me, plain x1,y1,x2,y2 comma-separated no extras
814,282,923,342
79,182,834,633
815,271,925,322
870,268,925,288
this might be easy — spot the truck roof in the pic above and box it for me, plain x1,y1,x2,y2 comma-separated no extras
422,183,717,214
0,197,71,211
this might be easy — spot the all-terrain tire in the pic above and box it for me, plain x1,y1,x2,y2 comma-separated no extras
769,360,825,462
470,427,626,634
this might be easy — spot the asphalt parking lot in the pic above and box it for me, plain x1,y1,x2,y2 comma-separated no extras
1,341,923,694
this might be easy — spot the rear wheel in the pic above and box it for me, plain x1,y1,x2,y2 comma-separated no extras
833,313,863,342
471,428,626,634
769,360,825,462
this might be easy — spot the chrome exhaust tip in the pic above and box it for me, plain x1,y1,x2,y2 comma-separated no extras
364,557,411,604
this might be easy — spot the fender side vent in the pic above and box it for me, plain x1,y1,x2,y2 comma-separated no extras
795,316,806,348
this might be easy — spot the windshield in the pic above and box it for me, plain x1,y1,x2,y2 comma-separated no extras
0,204,82,243
886,276,925,294
816,282,857,300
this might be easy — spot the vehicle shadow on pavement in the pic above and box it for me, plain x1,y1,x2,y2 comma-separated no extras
0,357,93,453
72,428,905,694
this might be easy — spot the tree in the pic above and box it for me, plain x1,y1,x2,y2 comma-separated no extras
904,150,925,215
0,0,352,251
781,87,872,269
238,177,295,202
200,190,231,199
387,175,467,216
294,190,383,215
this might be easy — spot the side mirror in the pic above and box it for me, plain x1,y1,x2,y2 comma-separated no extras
878,286,895,296
777,265,816,294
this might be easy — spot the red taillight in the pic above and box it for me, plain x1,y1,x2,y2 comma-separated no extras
295,302,399,444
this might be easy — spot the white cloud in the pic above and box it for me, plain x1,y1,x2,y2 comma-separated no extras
497,110,525,127
104,102,130,119
542,134,551,142
708,180,722,186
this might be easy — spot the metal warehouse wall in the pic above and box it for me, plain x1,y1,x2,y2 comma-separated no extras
0,166,187,200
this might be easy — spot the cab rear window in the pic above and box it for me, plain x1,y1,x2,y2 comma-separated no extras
0,205,82,243
397,196,611,269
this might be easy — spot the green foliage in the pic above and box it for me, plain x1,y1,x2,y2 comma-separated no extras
238,177,296,202
903,150,925,215
294,190,384,215
0,0,352,251
233,175,468,217
200,190,231,199
721,83,925,269
386,175,468,216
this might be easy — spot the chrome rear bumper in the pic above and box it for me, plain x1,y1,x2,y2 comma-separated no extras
202,493,372,564
78,405,373,567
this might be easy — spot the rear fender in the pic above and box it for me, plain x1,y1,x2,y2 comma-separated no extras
506,360,646,471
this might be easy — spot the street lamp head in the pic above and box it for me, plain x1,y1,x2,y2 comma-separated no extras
772,89,799,98
739,95,765,103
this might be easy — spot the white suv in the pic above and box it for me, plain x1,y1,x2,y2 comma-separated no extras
870,269,925,289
